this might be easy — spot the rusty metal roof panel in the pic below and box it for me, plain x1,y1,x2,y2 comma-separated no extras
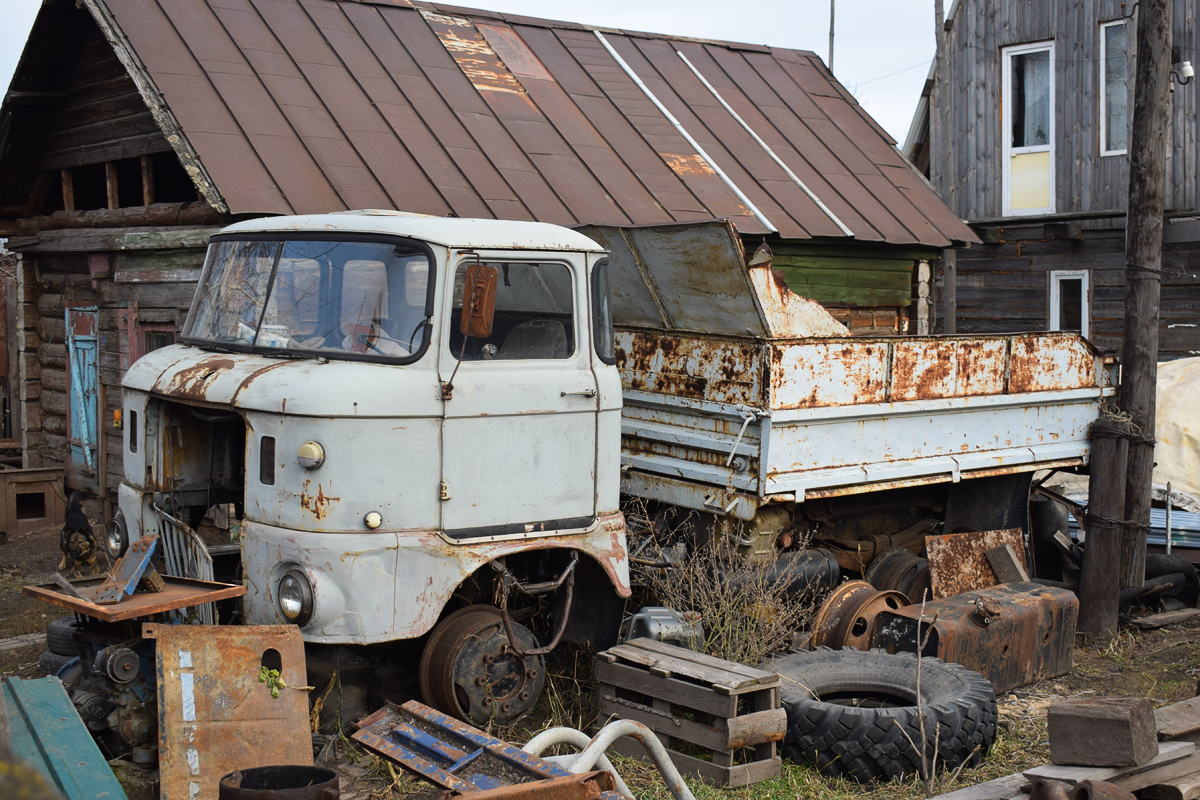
84,0,977,247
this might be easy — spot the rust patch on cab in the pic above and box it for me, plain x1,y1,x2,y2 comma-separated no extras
300,480,340,520
163,356,236,401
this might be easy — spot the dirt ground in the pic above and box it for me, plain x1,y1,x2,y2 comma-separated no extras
3,521,1200,799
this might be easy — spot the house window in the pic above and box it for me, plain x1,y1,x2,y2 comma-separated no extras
1003,42,1055,216
1100,21,1129,155
1049,270,1089,338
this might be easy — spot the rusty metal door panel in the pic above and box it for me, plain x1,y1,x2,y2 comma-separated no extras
763,390,1104,498
579,222,768,337
871,582,1078,694
144,623,312,800
769,340,890,409
1008,334,1098,393
621,394,762,495
615,330,764,406
888,338,1009,401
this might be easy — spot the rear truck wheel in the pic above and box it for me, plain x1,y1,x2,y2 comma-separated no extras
419,605,546,727
773,648,997,782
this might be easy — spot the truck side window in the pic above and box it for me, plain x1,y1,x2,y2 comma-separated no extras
451,262,575,361
591,259,616,365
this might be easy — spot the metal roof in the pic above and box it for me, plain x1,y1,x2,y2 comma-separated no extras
82,0,976,246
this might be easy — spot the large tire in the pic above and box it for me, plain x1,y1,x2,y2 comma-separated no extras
773,648,997,782
46,617,81,656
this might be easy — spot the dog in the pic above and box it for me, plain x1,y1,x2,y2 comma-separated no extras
58,491,99,577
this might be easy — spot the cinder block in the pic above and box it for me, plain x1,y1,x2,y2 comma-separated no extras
1049,696,1158,767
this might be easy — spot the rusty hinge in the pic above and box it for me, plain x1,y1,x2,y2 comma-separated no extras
440,481,451,501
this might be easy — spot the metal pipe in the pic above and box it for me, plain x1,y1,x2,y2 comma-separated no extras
1166,481,1173,555
522,728,633,798
593,30,777,234
541,719,695,800
676,50,855,237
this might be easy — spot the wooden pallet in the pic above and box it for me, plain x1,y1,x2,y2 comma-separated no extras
595,638,785,787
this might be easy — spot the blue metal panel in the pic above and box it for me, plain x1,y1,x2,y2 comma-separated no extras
1,676,128,800
65,306,99,479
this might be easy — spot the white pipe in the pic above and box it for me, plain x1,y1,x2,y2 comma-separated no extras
522,727,633,798
593,30,778,234
1166,481,1173,555
567,719,696,800
676,50,855,238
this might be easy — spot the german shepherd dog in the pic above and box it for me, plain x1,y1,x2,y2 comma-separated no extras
58,491,99,577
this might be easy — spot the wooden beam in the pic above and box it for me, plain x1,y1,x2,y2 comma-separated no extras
60,169,74,211
140,155,154,207
23,172,53,218
105,162,119,209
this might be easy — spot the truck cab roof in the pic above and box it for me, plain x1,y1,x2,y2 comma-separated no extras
217,210,607,253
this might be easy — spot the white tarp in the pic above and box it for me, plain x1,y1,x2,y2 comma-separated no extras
1155,357,1200,512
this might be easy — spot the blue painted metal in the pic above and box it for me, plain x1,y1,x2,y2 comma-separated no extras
65,306,99,480
353,700,571,792
93,534,159,604
1,676,128,800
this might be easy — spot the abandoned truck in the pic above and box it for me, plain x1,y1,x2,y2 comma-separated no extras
112,211,1112,725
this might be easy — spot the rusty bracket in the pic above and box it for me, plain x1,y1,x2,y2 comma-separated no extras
93,534,161,605
724,406,760,467
492,553,578,657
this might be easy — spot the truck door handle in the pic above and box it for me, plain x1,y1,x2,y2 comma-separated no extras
561,388,597,397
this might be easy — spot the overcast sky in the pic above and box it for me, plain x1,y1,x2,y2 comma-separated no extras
0,0,935,146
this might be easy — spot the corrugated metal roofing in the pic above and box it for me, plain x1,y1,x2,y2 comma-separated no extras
85,0,976,246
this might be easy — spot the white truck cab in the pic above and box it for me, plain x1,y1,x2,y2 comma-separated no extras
117,211,630,724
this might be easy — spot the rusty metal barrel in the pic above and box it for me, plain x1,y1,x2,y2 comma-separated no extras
218,766,339,800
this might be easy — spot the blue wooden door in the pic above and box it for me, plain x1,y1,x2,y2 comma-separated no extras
66,306,99,484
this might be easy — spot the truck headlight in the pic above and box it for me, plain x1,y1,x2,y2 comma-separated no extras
277,569,313,625
106,513,129,558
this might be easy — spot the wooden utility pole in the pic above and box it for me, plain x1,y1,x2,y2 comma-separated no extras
828,0,835,71
1118,0,1172,588
1078,418,1130,637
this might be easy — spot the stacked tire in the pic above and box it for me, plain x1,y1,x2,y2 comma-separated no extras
773,648,997,782
38,617,81,677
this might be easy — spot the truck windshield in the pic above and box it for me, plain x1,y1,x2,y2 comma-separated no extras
183,238,432,362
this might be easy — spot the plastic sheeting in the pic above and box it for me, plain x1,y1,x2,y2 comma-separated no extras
1155,357,1200,512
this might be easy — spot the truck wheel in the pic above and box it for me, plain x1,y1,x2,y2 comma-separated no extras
46,616,81,656
773,648,997,782
419,605,546,727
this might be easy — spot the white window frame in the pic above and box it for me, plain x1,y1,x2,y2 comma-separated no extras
1002,41,1056,217
1100,20,1129,157
1049,269,1090,338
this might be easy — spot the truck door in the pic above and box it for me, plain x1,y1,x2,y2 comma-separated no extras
438,256,598,539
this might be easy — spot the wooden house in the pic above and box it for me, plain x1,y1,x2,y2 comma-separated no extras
0,0,975,505
905,0,1200,358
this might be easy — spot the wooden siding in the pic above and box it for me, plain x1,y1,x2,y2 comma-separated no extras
36,26,170,172
16,239,207,501
946,221,1200,360
934,0,1197,220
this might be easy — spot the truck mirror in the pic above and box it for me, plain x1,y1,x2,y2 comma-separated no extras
461,263,498,339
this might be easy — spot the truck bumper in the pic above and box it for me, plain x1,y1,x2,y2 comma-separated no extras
240,513,630,644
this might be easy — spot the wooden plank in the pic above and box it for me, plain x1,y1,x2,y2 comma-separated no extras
1141,771,1200,800
622,638,779,684
594,662,736,717
929,772,1030,800
105,161,119,209
602,643,761,693
1115,752,1200,793
1157,696,1200,740
60,168,74,211
141,155,154,206
22,575,245,622
597,695,727,751
1023,740,1195,785
722,708,787,749
987,544,1032,583
609,737,781,787
1130,609,1200,631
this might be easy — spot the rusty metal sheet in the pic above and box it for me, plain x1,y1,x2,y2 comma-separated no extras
888,338,1008,401
1009,334,1098,394
615,330,762,406
75,0,976,246
143,623,312,800
871,582,1079,694
23,575,245,622
769,340,890,409
926,528,1029,599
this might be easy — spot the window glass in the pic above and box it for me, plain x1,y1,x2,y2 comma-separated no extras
451,261,575,360
1050,271,1089,338
591,259,615,365
1011,49,1051,148
184,239,431,362
1102,22,1129,153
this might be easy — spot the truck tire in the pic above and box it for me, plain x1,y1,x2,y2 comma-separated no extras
38,649,75,677
773,648,997,782
46,617,81,656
